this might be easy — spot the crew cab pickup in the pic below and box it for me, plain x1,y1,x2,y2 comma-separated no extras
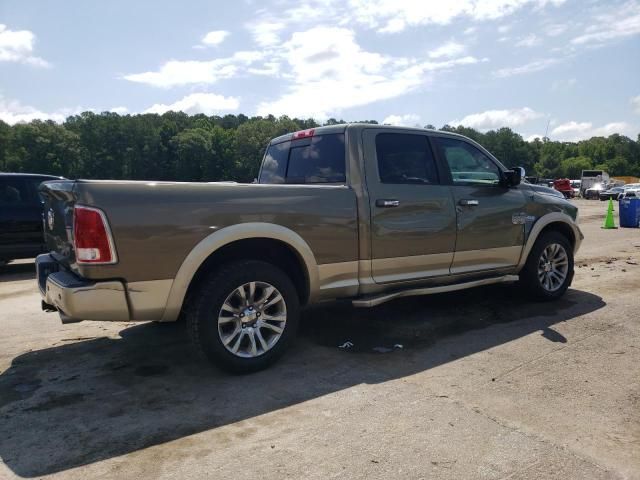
37,124,582,372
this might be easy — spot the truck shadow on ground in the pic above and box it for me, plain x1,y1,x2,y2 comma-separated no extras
0,262,35,283
0,286,605,477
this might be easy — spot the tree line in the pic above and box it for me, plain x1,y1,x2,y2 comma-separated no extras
1,112,639,182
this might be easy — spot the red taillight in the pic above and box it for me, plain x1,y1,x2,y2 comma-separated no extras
292,128,315,139
73,206,117,264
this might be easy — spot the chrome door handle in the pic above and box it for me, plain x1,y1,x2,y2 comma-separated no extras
458,199,479,206
376,199,400,208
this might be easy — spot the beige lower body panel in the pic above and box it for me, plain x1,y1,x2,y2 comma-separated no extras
450,245,523,275
127,279,174,321
370,252,454,284
317,261,359,299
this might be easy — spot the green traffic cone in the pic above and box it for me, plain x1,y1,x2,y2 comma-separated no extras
602,198,617,229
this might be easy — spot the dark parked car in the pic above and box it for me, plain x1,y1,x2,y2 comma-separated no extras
599,186,625,201
0,173,64,266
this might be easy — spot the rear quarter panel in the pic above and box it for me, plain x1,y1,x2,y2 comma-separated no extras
73,181,358,282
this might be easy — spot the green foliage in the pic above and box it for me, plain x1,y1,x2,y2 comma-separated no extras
558,156,593,179
1,112,638,181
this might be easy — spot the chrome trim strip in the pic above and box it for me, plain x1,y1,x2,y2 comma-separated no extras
352,275,519,308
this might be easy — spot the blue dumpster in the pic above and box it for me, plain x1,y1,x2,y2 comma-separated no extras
619,198,640,228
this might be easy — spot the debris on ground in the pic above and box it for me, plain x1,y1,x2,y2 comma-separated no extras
338,341,354,349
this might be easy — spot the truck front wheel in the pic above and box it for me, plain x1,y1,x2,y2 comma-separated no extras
519,231,574,301
187,260,300,373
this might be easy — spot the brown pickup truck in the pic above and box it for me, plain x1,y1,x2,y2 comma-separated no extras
37,124,582,372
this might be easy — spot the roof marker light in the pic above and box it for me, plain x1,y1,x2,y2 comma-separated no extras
292,128,315,139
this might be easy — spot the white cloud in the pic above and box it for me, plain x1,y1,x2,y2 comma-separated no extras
143,93,239,115
632,95,640,114
0,96,84,124
497,24,512,34
201,30,229,46
123,51,264,87
250,20,286,47
109,106,129,115
0,93,239,125
346,0,566,33
256,26,478,119
515,33,541,47
429,41,466,59
0,24,50,67
450,107,543,130
571,1,640,45
382,114,421,126
526,134,544,142
550,120,637,141
494,57,559,77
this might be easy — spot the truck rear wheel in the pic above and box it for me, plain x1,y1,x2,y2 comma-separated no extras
186,260,300,373
519,231,574,301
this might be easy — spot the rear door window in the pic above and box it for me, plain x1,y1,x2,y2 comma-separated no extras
259,133,346,184
375,133,439,184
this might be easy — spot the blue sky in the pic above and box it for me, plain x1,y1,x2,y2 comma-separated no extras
1,0,639,141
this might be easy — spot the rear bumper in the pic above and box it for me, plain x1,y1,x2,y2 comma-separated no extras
36,254,130,324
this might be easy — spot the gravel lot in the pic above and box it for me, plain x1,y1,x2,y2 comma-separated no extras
1,199,639,480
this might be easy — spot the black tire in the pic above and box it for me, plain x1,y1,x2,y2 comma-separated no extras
186,260,300,374
519,231,574,301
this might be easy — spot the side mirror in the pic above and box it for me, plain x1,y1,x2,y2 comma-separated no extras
503,167,523,187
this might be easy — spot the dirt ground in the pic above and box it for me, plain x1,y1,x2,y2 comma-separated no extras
1,199,639,480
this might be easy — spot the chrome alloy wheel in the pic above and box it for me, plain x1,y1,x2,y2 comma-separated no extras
217,281,287,358
537,243,569,292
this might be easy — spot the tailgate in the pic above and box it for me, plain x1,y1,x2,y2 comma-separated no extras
39,180,77,267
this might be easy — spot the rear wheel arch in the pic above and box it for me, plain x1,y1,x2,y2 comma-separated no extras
185,237,310,307
161,223,319,322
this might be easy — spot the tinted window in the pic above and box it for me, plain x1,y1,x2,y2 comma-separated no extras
286,134,345,184
0,178,30,206
436,137,501,186
259,142,289,184
259,133,346,184
375,133,438,184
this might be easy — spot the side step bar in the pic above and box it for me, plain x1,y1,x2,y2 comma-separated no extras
352,275,520,308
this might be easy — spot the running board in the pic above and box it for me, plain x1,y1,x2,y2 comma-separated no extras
352,275,520,308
